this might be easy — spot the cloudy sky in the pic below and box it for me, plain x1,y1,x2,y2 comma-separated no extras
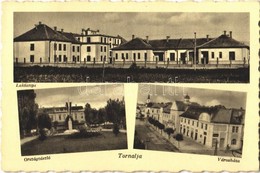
34,84,124,109
14,12,249,44
138,84,247,109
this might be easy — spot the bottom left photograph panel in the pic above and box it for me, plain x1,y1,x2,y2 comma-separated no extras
17,84,127,156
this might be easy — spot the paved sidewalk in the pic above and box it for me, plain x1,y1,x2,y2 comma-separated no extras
179,136,238,157
20,135,39,145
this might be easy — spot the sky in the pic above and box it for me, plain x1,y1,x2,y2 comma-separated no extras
34,84,124,109
14,12,249,44
138,84,247,109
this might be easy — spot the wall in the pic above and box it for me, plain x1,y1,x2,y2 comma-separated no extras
14,41,49,63
198,48,249,64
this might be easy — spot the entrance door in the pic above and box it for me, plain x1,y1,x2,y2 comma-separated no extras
195,132,198,140
201,51,209,64
203,136,207,145
24,58,26,63
180,53,186,64
154,52,164,62
219,138,225,149
40,58,42,63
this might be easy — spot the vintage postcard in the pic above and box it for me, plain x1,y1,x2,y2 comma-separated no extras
1,1,259,172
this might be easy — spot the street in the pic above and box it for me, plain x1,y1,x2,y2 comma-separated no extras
135,119,179,152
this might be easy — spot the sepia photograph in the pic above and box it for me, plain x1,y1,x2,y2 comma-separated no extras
134,84,246,157
18,84,127,156
13,12,249,83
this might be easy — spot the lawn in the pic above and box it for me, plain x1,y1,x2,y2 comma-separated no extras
21,131,127,156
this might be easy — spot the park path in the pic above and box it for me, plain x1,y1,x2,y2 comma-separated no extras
20,136,38,145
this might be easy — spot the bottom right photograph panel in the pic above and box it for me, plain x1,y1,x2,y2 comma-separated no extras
134,84,246,158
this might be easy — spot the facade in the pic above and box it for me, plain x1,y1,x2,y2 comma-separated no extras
179,106,245,150
144,94,245,150
40,103,85,131
112,32,249,65
14,22,249,67
14,22,124,64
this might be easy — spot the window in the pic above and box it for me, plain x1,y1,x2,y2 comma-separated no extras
229,51,235,60
63,44,66,51
126,53,128,60
121,53,124,59
72,46,75,52
205,124,208,130
201,123,203,129
30,55,34,62
133,53,136,60
72,56,76,62
59,115,61,120
188,120,190,124
77,46,80,52
101,46,103,52
219,52,222,58
170,53,175,61
231,139,237,145
211,52,215,59
30,44,34,51
138,53,141,59
87,46,91,52
192,121,194,126
104,46,107,52
59,44,62,51
116,53,118,59
63,55,66,62
101,56,103,62
77,56,80,62
87,37,91,43
232,126,239,133
87,56,91,61
197,122,199,127
54,55,57,62
180,118,183,122
144,53,147,60
101,37,103,43
59,55,62,62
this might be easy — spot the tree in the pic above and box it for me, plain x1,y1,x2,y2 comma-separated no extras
84,103,94,125
17,90,38,138
174,133,183,148
158,123,165,134
37,112,52,130
97,108,107,124
105,98,126,128
113,123,120,136
164,128,174,139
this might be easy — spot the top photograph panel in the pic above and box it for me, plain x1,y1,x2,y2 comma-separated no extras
13,12,249,83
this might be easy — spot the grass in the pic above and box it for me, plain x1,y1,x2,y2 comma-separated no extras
21,131,127,156
14,66,249,83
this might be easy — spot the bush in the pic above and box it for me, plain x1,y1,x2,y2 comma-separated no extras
38,128,48,141
68,128,101,139
174,133,183,141
113,124,120,136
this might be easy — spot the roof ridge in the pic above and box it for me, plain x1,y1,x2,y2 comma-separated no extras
43,24,49,39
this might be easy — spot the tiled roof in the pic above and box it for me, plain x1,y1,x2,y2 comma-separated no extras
14,23,71,42
180,105,244,125
149,39,180,50
41,106,84,113
147,102,165,109
58,31,81,44
112,38,153,50
163,102,173,113
175,101,188,111
198,34,249,49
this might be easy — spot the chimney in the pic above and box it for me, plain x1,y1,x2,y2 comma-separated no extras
229,31,232,38
39,21,42,25
206,35,209,41
61,29,64,33
224,30,226,35
146,36,149,43
166,36,170,42
132,35,135,40
54,26,57,31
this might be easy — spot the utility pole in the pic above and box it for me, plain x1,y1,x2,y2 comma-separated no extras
194,32,197,70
